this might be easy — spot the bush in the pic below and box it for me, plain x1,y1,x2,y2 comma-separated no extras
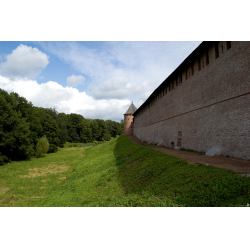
47,143,58,153
0,152,10,165
36,135,49,158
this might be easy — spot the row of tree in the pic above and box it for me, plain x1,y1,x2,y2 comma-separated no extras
0,89,124,165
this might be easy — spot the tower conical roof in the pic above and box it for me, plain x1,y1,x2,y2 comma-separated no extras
124,103,137,114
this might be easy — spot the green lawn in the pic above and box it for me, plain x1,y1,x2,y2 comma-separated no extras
1,136,250,207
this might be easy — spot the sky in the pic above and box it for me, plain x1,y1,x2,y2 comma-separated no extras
0,41,202,121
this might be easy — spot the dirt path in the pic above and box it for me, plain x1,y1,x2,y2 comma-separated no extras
127,135,250,174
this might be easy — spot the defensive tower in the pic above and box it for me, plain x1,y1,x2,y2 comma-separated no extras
124,103,137,135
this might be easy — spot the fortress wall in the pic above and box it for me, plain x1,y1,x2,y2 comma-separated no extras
133,41,250,159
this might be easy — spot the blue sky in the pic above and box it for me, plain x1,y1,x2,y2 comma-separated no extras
0,41,202,121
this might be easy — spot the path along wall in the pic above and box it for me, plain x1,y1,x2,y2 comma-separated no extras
133,41,250,160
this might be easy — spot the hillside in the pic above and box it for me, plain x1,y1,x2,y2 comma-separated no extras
37,136,250,207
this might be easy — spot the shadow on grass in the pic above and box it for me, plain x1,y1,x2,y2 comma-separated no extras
111,136,250,207
33,136,250,207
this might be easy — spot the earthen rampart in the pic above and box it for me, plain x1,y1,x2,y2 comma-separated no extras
133,41,250,159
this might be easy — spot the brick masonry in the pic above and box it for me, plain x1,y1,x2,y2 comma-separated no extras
133,41,250,160
124,114,134,135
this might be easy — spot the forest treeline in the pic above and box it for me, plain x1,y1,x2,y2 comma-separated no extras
0,89,124,165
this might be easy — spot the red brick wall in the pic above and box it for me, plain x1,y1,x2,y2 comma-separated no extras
133,41,250,160
124,114,134,135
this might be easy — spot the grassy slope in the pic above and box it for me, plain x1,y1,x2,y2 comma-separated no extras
34,136,250,207
0,147,86,206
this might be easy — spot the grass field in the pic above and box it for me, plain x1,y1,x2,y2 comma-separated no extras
1,136,250,207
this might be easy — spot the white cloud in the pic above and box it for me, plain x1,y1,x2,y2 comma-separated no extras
0,44,49,79
67,75,85,87
90,75,155,101
0,75,129,121
39,41,202,101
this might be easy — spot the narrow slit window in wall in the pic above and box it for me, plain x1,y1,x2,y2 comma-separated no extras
198,57,201,71
215,41,219,58
180,74,182,83
206,48,209,65
176,77,178,86
227,41,231,50
191,63,194,75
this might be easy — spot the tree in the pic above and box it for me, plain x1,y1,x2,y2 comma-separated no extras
0,89,34,161
42,108,58,121
95,119,107,140
41,109,68,147
105,120,114,136
119,119,124,135
67,128,80,142
57,113,68,147
112,122,121,136
90,120,99,141
102,130,111,141
35,108,60,153
105,119,123,137
36,135,49,157
79,120,92,143
66,113,84,142
67,113,84,128
10,92,43,153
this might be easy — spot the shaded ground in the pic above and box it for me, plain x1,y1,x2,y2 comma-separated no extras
127,135,250,174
